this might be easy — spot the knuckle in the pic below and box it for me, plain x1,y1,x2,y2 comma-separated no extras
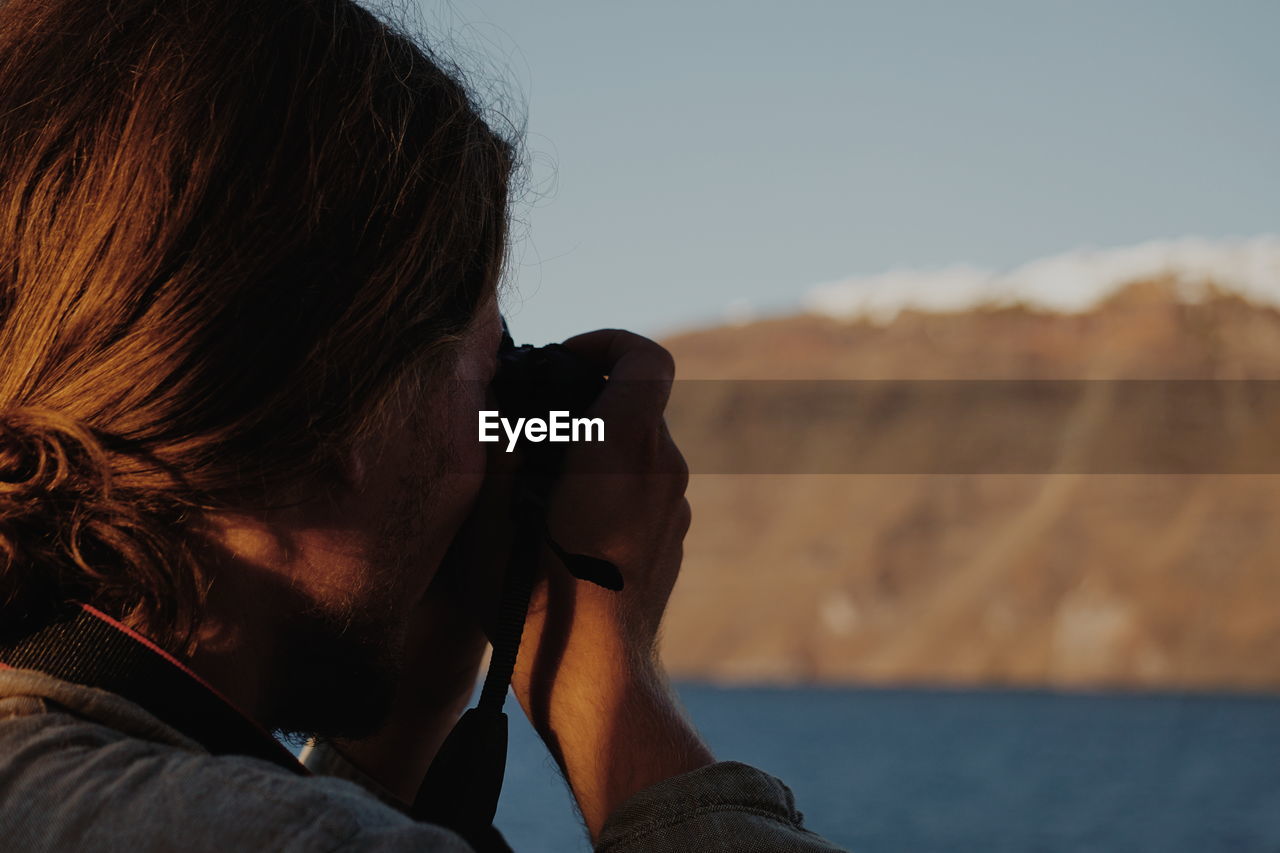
674,498,692,538
659,424,689,483
669,451,689,492
651,344,676,379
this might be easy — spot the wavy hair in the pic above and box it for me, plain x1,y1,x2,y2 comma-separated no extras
0,0,514,650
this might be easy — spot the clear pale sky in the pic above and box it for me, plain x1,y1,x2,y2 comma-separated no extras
409,0,1280,344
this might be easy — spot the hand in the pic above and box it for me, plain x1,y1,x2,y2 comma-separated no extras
518,328,690,691
451,329,714,838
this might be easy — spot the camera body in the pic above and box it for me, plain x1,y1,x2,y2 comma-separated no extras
492,328,605,479
415,323,621,844
489,322,621,590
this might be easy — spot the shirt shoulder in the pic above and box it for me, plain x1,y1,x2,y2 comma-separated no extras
597,761,849,853
0,708,472,853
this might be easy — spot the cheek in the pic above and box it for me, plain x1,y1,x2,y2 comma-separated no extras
378,379,488,599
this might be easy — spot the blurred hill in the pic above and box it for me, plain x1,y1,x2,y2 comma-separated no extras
658,273,1280,690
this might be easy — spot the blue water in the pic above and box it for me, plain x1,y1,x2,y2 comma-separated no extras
495,685,1280,853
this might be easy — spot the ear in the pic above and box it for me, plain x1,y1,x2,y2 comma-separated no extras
335,419,393,494
339,444,371,491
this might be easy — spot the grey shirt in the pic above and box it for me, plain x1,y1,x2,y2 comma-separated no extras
0,668,846,852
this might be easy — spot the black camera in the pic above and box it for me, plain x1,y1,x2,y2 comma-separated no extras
415,321,620,847
491,319,605,474
489,318,620,591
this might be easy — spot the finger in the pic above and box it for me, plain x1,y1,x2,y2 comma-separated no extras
560,329,676,417
561,329,675,381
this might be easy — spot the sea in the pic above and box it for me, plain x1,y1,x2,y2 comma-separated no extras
493,685,1280,853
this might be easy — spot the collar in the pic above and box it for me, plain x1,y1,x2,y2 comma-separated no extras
0,603,306,775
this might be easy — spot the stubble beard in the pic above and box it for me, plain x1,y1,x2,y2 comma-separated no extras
270,599,408,741
270,409,457,742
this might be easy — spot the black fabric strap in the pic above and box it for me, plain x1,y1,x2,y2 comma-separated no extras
0,604,305,775
0,605,516,850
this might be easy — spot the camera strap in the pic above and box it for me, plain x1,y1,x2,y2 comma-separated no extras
0,602,306,775
414,483,622,851
0,605,523,851
414,327,622,852
411,489,540,852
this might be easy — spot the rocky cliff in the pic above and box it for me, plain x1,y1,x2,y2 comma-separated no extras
658,278,1280,690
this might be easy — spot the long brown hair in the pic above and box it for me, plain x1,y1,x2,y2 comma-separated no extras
0,0,514,649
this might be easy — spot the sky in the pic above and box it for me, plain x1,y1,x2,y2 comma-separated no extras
407,0,1280,344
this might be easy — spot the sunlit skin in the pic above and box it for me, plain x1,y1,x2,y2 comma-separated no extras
188,301,501,737
192,297,713,840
